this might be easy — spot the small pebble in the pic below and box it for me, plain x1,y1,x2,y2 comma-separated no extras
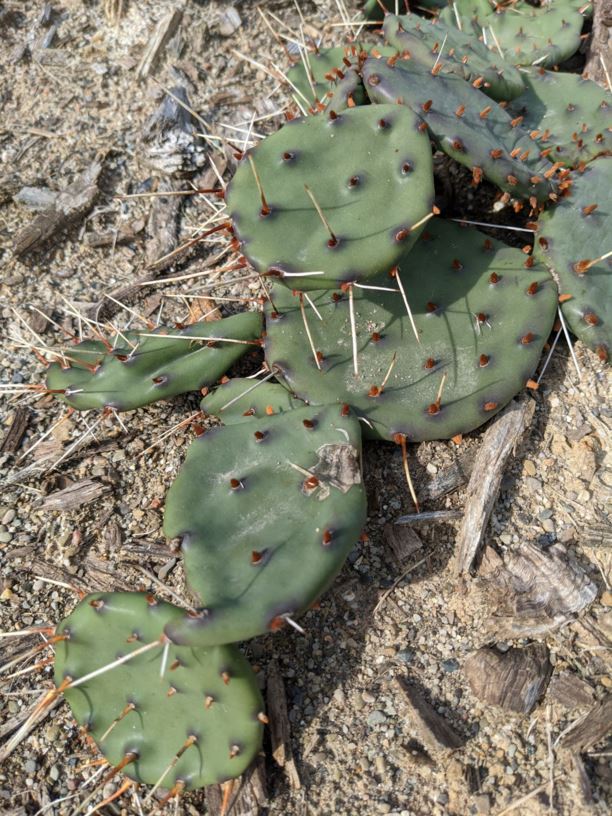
601,591,612,607
441,658,460,673
523,460,536,476
24,760,37,774
367,710,387,726
0,532,12,544
1,509,15,525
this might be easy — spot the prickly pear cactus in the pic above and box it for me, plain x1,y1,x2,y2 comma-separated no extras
362,55,556,201
536,157,611,362
479,3,584,68
201,376,303,423
383,12,525,101
163,404,367,647
225,104,435,291
46,312,262,411
54,592,264,788
265,220,557,441
507,69,611,169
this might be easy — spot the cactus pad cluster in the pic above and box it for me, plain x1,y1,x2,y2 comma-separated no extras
30,0,610,805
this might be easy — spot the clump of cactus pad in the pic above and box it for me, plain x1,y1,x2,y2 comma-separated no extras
29,0,610,805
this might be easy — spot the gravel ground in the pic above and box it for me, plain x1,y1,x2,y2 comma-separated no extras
0,2,611,815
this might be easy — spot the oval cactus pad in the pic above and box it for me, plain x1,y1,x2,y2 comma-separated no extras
265,219,557,441
226,104,435,291
55,592,264,789
536,157,611,363
163,404,367,646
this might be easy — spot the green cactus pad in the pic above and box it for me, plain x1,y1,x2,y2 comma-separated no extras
383,13,524,101
535,157,611,363
286,45,368,112
225,104,435,291
507,69,611,169
54,592,264,788
201,377,303,423
480,4,584,68
362,55,555,201
438,0,497,31
264,219,557,441
163,404,367,646
46,312,263,411
364,0,446,20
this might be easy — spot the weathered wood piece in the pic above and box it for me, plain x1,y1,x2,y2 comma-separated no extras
478,541,597,638
137,8,183,80
40,479,110,511
144,84,206,178
267,660,301,789
453,398,536,576
83,219,144,248
384,523,422,564
145,179,182,267
464,644,552,714
11,555,133,593
13,160,102,255
547,672,595,709
560,695,612,752
205,756,267,816
0,407,31,454
584,0,612,89
395,677,464,754
421,457,471,502
395,510,462,526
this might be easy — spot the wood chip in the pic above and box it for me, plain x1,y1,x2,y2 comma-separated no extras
145,178,182,266
421,456,471,502
560,695,612,752
266,660,301,789
547,672,595,709
395,677,463,754
384,523,422,564
584,0,612,89
453,398,535,576
13,160,102,255
0,406,31,454
477,541,597,638
205,756,267,816
40,479,110,511
464,644,552,714
83,220,144,248
137,8,183,80
12,555,132,593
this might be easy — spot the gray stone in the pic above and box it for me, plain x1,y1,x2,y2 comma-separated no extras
367,710,387,726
